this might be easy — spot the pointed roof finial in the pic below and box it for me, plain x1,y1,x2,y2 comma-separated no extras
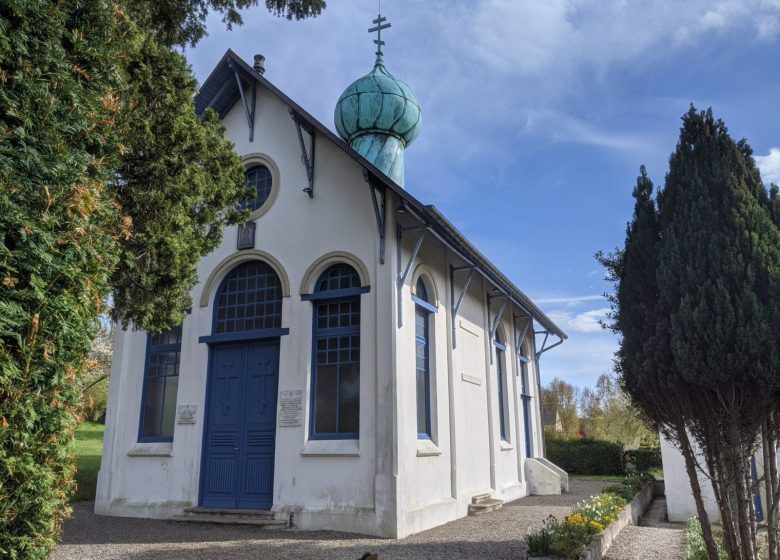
368,13,391,64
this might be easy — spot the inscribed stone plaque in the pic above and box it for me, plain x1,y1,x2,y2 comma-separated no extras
176,404,197,424
236,222,256,250
278,390,303,427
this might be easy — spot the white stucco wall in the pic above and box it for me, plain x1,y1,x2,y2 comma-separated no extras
390,218,547,537
96,84,394,536
661,433,779,524
660,435,720,522
96,73,557,538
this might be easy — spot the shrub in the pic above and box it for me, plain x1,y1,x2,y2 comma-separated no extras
602,472,654,502
526,494,628,559
545,433,624,475
526,516,556,557
83,378,109,424
622,471,654,492
575,493,627,526
685,517,708,560
684,517,730,560
526,514,601,559
623,449,662,472
602,483,636,502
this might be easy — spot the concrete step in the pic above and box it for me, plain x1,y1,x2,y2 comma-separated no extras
468,498,503,516
471,493,493,505
177,507,288,528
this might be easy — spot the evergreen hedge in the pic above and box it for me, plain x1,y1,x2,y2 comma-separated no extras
0,1,124,557
623,448,662,472
545,434,625,475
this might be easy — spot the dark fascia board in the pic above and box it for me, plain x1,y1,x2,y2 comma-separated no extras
195,50,567,341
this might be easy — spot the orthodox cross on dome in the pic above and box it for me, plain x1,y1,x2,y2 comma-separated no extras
368,13,391,62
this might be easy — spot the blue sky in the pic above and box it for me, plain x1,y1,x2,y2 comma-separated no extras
187,0,780,390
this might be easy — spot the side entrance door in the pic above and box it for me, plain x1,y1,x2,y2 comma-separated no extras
200,340,279,509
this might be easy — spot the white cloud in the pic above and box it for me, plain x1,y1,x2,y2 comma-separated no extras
521,110,652,153
536,294,606,306
453,0,778,83
757,14,780,40
539,331,619,386
756,147,780,184
547,307,611,333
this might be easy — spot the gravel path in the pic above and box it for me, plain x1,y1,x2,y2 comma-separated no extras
604,496,685,560
604,525,685,560
54,480,608,560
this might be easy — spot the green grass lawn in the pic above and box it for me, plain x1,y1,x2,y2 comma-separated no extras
569,474,624,481
73,422,105,502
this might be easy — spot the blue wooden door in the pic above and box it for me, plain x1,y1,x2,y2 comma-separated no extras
201,341,279,509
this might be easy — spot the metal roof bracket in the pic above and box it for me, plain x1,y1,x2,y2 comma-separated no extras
449,265,475,349
363,170,386,265
290,110,315,197
535,330,564,360
229,62,256,142
513,315,532,362
487,292,508,364
396,224,427,327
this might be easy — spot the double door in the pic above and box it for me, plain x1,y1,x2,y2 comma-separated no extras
200,341,279,509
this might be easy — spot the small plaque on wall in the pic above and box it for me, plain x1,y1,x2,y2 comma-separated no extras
278,390,304,427
177,404,197,424
237,222,256,250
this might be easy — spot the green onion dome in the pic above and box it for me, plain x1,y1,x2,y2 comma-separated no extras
334,60,421,185
335,61,422,147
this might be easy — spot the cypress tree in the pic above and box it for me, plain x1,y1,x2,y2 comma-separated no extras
602,107,780,560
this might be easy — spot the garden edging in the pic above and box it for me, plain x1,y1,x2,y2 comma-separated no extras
528,481,655,560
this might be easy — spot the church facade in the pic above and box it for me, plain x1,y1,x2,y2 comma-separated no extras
95,36,567,538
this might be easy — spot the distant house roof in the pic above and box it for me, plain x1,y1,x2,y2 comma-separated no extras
195,50,567,342
542,408,563,433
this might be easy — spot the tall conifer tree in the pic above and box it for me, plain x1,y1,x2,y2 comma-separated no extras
602,107,780,560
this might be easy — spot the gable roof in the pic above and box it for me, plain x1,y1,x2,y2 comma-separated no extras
195,50,567,342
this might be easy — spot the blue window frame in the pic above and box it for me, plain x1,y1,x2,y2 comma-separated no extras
139,325,182,442
241,165,272,211
495,332,509,442
214,261,282,334
309,264,366,439
414,278,433,439
518,347,533,458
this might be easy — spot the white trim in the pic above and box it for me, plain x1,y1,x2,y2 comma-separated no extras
301,440,360,457
127,442,173,457
416,439,443,457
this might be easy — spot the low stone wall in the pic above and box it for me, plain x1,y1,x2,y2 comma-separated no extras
529,481,655,560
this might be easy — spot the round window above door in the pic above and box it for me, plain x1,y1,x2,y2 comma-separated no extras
243,165,272,211
239,154,280,219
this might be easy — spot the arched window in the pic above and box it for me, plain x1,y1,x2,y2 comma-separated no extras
241,165,273,212
518,344,533,457
414,277,433,439
494,330,509,443
309,264,366,439
214,261,282,334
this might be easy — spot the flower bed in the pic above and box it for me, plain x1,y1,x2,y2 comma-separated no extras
526,474,655,560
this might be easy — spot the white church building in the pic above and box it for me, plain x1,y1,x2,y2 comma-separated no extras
96,19,568,538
